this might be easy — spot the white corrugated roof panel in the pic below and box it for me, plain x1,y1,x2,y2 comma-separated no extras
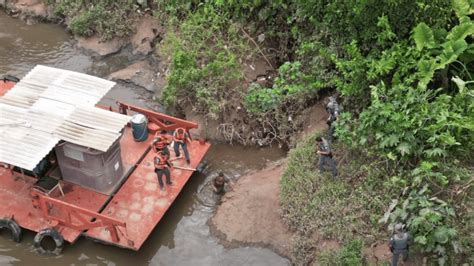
54,121,122,152
67,106,131,133
0,103,27,125
0,127,59,170
0,65,130,170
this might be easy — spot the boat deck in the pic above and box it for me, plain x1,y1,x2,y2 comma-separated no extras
85,139,210,250
1,71,210,250
0,168,109,243
0,127,152,243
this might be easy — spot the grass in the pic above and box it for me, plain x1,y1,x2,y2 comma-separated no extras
280,131,397,263
317,239,364,266
48,0,136,41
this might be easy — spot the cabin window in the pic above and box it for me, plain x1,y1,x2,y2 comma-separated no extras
63,146,84,162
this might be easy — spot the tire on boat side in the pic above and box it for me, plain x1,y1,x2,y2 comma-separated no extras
2,75,20,82
34,228,64,255
0,218,22,242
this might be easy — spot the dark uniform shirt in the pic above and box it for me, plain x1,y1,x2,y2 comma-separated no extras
390,232,411,252
318,138,332,156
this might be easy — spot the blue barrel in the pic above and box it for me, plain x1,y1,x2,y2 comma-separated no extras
131,113,148,142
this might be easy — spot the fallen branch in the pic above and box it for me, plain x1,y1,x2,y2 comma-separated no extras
240,28,274,70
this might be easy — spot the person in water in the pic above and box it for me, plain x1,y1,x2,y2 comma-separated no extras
212,172,235,194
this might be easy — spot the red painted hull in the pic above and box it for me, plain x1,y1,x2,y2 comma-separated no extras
85,134,210,249
0,80,15,96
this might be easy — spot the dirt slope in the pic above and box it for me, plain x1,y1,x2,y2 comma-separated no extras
209,160,293,257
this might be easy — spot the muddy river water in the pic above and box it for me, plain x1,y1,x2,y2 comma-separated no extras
0,12,290,265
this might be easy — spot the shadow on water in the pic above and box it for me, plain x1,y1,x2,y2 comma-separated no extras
0,12,290,266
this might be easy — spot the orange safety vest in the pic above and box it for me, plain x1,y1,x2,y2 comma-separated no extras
155,132,172,142
153,138,169,150
154,153,169,170
173,128,187,142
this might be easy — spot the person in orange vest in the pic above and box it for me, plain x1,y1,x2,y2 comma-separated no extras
154,150,173,191
173,127,191,164
152,130,171,154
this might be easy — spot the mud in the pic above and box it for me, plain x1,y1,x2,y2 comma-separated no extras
75,36,127,57
209,160,294,258
108,60,160,93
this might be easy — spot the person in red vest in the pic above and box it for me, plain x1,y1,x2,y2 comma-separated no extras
173,127,191,164
152,130,171,154
154,150,173,191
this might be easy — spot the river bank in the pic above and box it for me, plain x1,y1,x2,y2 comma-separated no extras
209,160,293,257
3,1,472,264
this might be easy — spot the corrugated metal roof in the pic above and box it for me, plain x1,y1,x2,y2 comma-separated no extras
0,65,130,171
67,106,131,133
0,130,59,170
55,121,122,152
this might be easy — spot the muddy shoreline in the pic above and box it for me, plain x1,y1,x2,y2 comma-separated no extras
208,160,294,259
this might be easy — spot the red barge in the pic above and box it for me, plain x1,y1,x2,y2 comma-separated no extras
0,65,210,254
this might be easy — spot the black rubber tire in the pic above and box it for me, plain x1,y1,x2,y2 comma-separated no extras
0,218,22,242
2,75,20,83
34,228,64,256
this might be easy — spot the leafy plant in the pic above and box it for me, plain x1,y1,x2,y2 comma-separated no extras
388,185,459,265
48,0,136,40
316,239,365,266
160,5,247,119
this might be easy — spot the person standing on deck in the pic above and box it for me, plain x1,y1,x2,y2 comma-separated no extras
152,130,171,154
316,136,337,179
173,127,191,164
154,150,173,191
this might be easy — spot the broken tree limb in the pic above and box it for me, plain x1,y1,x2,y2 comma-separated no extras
240,28,274,70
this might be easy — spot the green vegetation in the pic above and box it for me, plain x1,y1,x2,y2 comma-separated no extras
281,132,396,264
276,0,472,264
159,5,254,119
318,240,364,266
46,0,137,40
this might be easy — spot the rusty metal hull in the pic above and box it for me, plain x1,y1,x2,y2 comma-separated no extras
85,136,211,250
0,167,109,243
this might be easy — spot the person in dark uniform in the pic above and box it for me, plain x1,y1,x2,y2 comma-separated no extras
389,223,412,266
154,150,173,191
316,136,338,179
212,172,234,194
326,96,341,143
